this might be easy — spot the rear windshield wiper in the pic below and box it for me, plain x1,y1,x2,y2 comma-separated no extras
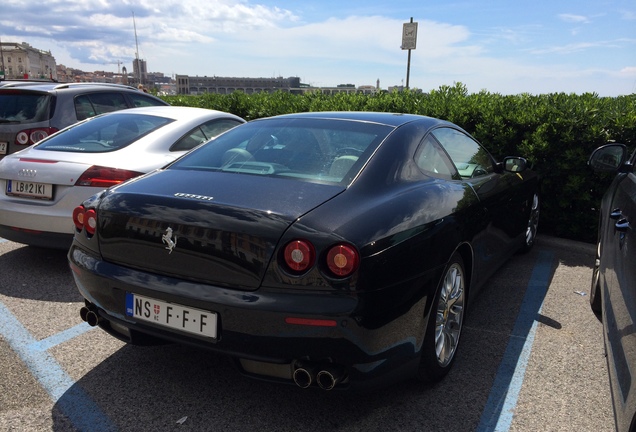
0,119,20,124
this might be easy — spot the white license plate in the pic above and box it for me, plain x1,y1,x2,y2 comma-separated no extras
6,180,53,199
125,293,217,339
0,142,6,155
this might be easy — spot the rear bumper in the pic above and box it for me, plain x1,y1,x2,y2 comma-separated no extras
0,224,73,249
68,244,434,390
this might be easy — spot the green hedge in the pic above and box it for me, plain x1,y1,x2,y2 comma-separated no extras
162,83,636,243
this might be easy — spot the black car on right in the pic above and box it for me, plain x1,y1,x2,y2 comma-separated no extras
589,143,636,432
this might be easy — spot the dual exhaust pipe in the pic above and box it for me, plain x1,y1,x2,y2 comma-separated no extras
293,362,345,391
79,305,101,327
80,305,344,390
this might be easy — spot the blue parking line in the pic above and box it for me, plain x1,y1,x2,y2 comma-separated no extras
0,302,117,431
476,250,555,432
28,322,96,352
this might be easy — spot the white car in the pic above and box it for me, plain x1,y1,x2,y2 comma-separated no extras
0,106,245,249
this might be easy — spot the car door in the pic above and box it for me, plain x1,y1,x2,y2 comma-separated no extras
600,151,636,432
431,127,528,286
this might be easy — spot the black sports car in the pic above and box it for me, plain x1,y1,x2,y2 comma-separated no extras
589,143,636,432
69,111,540,391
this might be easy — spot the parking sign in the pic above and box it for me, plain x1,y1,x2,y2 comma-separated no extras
402,21,418,50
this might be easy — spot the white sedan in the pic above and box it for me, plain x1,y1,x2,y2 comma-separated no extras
0,106,245,249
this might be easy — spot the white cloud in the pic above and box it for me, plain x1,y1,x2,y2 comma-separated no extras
558,14,591,24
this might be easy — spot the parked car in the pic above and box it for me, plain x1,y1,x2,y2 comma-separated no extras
0,82,169,159
589,143,636,432
0,106,245,249
69,111,540,391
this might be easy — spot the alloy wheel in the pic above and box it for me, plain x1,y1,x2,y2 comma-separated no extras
435,262,465,367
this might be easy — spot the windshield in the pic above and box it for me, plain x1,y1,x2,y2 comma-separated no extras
0,91,51,124
168,117,393,184
34,112,174,153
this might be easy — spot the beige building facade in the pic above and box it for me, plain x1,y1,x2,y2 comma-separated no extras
0,42,57,80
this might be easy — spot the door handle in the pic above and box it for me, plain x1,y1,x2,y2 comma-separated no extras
610,208,622,219
615,218,630,232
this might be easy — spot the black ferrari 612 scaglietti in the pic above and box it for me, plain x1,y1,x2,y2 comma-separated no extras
69,111,540,391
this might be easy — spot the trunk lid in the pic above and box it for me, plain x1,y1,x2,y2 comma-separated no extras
96,169,344,290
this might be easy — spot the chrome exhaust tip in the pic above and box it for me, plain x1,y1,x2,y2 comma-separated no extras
316,366,343,391
292,362,316,389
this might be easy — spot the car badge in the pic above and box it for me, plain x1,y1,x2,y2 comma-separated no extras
161,227,178,254
18,169,37,178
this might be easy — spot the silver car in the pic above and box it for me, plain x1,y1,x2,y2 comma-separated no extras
0,106,245,249
0,82,169,159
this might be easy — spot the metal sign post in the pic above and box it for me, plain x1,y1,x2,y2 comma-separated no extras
401,17,418,89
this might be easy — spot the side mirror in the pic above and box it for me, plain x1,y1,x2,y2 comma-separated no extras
588,144,629,173
503,157,528,173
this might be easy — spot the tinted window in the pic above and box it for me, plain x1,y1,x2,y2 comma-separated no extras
74,92,128,121
88,92,128,115
35,113,174,153
431,127,494,178
0,91,51,123
170,119,243,152
169,118,392,183
128,92,168,107
415,135,458,180
200,119,243,139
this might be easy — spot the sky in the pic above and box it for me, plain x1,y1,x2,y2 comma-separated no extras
1,0,635,96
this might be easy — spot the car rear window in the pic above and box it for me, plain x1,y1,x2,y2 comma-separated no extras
0,90,51,124
34,113,174,153
169,117,392,184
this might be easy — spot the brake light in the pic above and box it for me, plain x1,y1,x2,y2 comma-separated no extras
84,209,97,235
326,244,359,277
283,240,315,273
72,206,85,231
16,127,58,146
75,165,144,188
72,205,98,236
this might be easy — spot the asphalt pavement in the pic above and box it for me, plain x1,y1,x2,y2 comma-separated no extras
0,235,615,432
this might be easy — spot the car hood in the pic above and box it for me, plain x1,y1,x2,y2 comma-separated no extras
95,169,345,290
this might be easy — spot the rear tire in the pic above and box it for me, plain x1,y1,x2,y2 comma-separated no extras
520,192,540,253
417,252,466,383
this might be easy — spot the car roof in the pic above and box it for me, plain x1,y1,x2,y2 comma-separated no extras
93,105,245,122
265,111,449,128
0,82,144,93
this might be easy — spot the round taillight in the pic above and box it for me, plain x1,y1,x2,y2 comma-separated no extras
30,129,49,143
326,244,359,277
283,240,315,273
72,206,85,231
84,209,97,235
16,131,29,145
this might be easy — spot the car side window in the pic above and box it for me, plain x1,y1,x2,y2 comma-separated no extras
431,127,495,179
128,92,166,107
415,135,458,180
170,119,243,152
75,93,128,121
74,95,96,121
200,119,243,139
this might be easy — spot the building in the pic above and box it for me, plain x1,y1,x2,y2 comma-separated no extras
176,75,303,95
175,75,384,96
0,42,57,80
132,58,147,86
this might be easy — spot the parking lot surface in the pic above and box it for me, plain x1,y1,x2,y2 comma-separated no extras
0,235,615,432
